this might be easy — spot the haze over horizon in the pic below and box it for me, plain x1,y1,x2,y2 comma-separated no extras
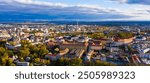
0,0,150,22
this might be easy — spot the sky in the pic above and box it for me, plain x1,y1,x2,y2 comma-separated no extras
0,0,150,21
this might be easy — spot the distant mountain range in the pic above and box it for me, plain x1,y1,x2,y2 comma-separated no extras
1,20,150,26
0,12,150,26
47,21,150,26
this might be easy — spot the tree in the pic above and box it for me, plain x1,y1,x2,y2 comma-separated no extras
0,58,7,66
19,57,25,62
84,61,92,66
55,58,70,66
106,31,116,38
19,48,30,58
117,32,134,39
33,58,50,66
29,63,34,66
29,45,39,54
42,59,50,66
33,58,41,65
9,41,15,46
6,50,14,57
9,63,16,66
93,60,116,66
0,47,6,56
34,58,40,63
29,53,38,59
20,40,31,47
38,45,49,58
70,58,82,66
6,58,14,66
0,53,9,66
89,32,106,39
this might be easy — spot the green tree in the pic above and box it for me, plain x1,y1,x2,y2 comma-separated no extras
20,40,31,47
0,41,6,47
29,63,34,66
90,32,106,39
33,58,41,65
93,60,116,66
118,32,134,39
0,53,9,66
29,45,39,54
6,58,14,66
0,47,6,56
55,58,70,66
29,53,38,59
42,59,50,66
9,41,15,46
19,48,30,58
38,45,49,58
6,50,14,57
0,58,7,65
34,58,40,63
70,58,82,66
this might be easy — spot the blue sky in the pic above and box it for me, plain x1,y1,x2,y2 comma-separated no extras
0,0,150,21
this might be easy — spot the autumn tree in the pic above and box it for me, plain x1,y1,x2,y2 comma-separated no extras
55,58,70,66
0,47,6,56
18,47,30,58
69,58,82,66
38,45,49,58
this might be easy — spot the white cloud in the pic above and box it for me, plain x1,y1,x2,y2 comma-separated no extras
111,0,150,5
111,0,127,3
0,0,68,7
0,0,149,21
